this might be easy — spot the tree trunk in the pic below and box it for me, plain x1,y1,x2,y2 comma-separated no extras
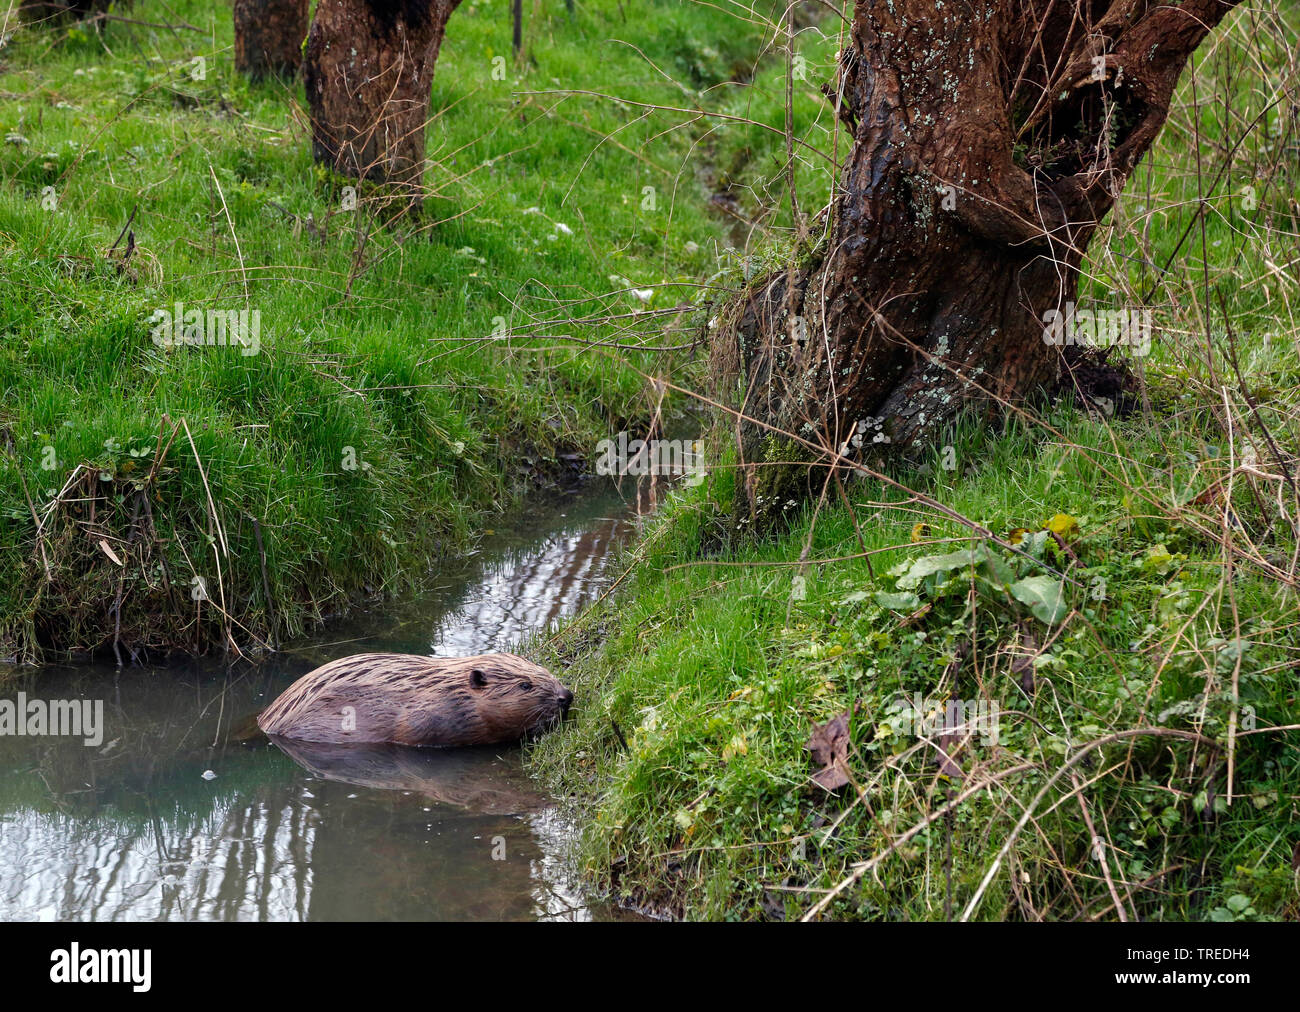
234,0,310,80
21,0,122,21
719,0,1242,519
304,0,462,189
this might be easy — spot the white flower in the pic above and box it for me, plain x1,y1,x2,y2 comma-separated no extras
554,222,573,236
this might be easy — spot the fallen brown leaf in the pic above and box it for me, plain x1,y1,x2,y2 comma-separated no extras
97,539,124,566
806,708,854,791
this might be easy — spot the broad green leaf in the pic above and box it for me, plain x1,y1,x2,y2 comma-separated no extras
874,590,921,611
976,548,1017,587
896,549,978,589
1009,575,1067,624
1019,530,1052,557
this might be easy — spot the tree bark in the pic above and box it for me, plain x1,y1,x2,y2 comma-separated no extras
719,0,1243,519
304,0,462,189
234,0,311,80
20,0,121,20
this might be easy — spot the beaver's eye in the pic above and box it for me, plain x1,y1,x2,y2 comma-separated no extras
521,680,533,691
470,669,488,689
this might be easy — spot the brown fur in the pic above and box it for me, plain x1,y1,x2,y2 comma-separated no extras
256,653,573,747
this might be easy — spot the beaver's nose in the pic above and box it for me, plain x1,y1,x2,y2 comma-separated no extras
559,689,574,711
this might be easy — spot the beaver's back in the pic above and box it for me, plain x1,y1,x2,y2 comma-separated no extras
257,653,491,747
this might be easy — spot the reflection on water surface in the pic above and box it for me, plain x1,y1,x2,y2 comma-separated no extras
0,484,642,921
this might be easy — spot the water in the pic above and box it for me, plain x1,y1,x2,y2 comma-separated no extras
0,483,645,921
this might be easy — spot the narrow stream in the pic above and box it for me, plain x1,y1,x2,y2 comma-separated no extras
0,482,643,921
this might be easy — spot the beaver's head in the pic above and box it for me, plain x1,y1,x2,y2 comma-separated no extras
465,654,574,738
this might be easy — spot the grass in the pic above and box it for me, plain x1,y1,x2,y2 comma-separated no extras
0,0,780,659
2,0,1296,922
528,2,1300,920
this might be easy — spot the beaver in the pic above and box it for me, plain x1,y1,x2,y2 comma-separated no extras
257,653,574,747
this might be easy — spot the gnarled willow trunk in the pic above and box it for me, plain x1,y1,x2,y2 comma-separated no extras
304,0,461,189
20,0,122,20
720,0,1242,519
234,0,310,80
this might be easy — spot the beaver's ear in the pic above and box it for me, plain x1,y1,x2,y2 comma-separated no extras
470,668,488,689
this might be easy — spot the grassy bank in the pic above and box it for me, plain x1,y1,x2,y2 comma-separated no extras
0,0,774,660
4,0,1297,923
530,5,1300,919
